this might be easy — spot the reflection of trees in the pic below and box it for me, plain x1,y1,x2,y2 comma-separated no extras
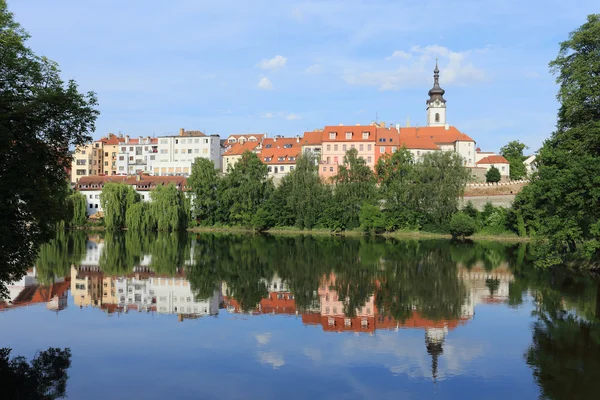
376,240,467,322
35,230,87,285
0,347,72,400
149,232,190,276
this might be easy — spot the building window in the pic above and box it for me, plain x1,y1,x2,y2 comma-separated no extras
175,139,179,144
359,144,364,151
392,147,397,153
188,139,192,144
334,145,338,151
150,155,155,160
367,144,372,151
160,139,168,144
322,167,326,172
89,204,93,208
160,149,167,154
280,166,285,172
329,132,336,140
435,113,440,122
329,167,333,172
380,146,385,153
290,166,294,171
129,156,133,161
119,156,124,161
326,144,331,151
417,151,421,156
345,132,352,139
188,149,192,154
268,166,272,172
334,156,338,164
367,156,372,163
362,132,369,139
203,149,208,154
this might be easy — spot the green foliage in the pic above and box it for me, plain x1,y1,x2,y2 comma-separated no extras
150,184,188,231
188,158,219,225
285,154,325,229
250,207,271,232
0,1,98,296
449,212,477,239
68,191,87,227
35,230,87,285
125,201,156,231
485,166,501,183
219,151,274,228
462,201,479,220
500,140,528,180
513,15,600,267
0,347,72,400
332,148,377,229
412,151,471,227
100,183,140,230
359,203,386,234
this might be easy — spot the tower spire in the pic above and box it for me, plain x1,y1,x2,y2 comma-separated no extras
426,60,447,126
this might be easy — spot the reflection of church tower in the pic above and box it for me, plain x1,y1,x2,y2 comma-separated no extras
425,326,448,382
426,59,447,127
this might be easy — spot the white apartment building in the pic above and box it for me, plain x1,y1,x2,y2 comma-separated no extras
116,136,159,175
151,276,220,316
153,128,221,176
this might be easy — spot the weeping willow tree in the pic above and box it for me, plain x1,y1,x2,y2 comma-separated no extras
150,183,187,231
125,202,156,231
149,232,191,276
100,182,140,230
68,191,88,227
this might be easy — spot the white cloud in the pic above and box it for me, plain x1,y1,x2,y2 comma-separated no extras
262,112,273,118
386,50,412,60
344,45,486,91
303,347,322,362
258,55,287,71
257,77,273,90
305,64,323,74
254,333,272,345
258,351,285,369
283,113,301,120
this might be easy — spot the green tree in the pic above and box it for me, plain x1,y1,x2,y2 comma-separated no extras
150,183,188,231
286,154,326,229
188,158,219,225
500,140,528,180
68,191,88,227
331,148,377,230
412,151,470,228
219,151,274,227
514,15,600,266
0,347,72,400
376,148,421,230
359,203,386,234
485,166,501,183
449,212,477,239
125,201,156,231
100,183,140,230
0,1,98,296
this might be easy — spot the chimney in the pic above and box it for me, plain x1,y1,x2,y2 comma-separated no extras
179,128,185,136
389,123,394,128
396,124,400,131
380,121,385,128
136,174,141,182
339,123,343,126
296,136,300,143
125,135,129,144
445,124,450,130
356,123,360,126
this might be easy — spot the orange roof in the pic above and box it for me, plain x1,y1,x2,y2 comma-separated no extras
179,130,206,137
322,125,378,142
399,126,475,143
99,134,123,145
301,131,323,146
76,175,187,191
223,141,260,156
476,155,509,165
259,138,301,164
376,128,439,150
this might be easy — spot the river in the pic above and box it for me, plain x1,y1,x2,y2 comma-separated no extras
1,232,599,399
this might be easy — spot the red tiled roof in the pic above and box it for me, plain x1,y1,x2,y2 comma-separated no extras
99,134,123,145
223,141,260,156
75,175,187,191
180,130,206,137
476,155,509,165
399,126,475,143
301,131,323,146
259,138,301,164
322,125,378,142
376,128,439,150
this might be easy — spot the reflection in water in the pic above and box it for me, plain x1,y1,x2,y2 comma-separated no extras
2,231,599,398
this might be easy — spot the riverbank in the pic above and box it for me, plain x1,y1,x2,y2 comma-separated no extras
69,224,530,242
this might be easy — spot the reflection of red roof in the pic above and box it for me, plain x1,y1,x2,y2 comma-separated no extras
476,155,509,165
223,292,296,315
301,312,322,325
1,280,71,311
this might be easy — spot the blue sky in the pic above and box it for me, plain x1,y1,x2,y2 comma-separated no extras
7,0,598,152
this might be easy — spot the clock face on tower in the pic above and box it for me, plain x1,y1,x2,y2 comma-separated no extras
434,100,440,106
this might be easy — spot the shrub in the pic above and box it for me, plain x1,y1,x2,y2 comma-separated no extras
449,212,477,239
486,166,501,183
359,203,386,234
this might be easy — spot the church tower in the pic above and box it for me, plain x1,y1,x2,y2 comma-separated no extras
426,59,446,127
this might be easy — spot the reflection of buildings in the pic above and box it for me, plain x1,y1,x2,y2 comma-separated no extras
151,276,219,318
0,267,70,312
222,275,297,315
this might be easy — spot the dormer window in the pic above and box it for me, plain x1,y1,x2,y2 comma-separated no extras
278,157,285,161
345,132,352,140
362,132,369,139
329,132,336,140
265,144,272,148
289,157,295,161
265,157,272,162
284,144,292,148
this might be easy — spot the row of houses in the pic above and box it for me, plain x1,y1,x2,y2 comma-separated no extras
70,64,519,185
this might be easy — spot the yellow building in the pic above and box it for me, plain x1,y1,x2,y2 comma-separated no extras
100,134,121,176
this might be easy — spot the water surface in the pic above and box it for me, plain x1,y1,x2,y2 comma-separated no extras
2,232,599,399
